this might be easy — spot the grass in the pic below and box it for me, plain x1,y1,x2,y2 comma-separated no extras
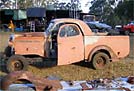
0,31,134,80
28,58,134,81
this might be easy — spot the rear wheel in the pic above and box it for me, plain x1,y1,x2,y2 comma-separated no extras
92,52,110,69
6,55,28,73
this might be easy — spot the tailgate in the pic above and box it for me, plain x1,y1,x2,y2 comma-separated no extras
107,36,130,58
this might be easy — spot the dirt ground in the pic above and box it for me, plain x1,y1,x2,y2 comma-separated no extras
0,32,134,80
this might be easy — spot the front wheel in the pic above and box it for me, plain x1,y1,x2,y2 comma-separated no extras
6,55,28,73
92,52,110,69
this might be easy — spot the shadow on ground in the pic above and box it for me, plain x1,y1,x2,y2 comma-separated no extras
0,52,8,73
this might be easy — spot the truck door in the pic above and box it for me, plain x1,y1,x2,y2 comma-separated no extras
57,24,84,65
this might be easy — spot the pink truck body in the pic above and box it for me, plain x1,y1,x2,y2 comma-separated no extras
7,18,130,72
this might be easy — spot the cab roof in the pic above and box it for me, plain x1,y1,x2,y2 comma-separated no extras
52,18,93,35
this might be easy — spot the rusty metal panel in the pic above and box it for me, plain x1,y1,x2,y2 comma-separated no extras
1,71,134,91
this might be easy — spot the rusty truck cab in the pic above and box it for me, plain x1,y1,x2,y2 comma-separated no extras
45,18,92,65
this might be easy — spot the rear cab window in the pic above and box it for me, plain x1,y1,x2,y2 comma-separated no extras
59,24,80,37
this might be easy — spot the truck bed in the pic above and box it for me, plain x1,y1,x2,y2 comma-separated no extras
84,35,130,61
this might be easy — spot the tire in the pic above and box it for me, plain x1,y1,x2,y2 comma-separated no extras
6,55,28,73
124,31,130,35
92,52,110,70
4,46,12,57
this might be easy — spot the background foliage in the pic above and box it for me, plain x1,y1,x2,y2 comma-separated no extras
0,0,133,26
89,0,134,27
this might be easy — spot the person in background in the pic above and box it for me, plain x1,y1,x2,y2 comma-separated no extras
8,20,15,32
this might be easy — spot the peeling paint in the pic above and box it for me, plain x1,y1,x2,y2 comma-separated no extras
84,36,100,46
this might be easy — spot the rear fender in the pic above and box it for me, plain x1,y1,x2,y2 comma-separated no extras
88,45,117,62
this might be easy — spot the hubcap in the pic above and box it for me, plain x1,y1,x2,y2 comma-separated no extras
96,57,105,68
11,60,23,71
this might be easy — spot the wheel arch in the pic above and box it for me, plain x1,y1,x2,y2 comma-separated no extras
87,45,117,62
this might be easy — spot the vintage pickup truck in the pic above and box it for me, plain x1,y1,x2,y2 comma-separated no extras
5,18,130,72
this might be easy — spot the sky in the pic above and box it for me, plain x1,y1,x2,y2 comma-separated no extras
58,0,93,13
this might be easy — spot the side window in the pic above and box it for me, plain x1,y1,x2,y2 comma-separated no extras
59,25,79,37
59,26,68,37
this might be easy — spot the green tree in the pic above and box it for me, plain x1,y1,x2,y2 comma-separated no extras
89,0,115,24
18,0,33,9
89,0,134,26
114,0,134,24
17,0,58,9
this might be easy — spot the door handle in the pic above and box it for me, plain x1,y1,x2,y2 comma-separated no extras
58,43,61,45
72,47,76,49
